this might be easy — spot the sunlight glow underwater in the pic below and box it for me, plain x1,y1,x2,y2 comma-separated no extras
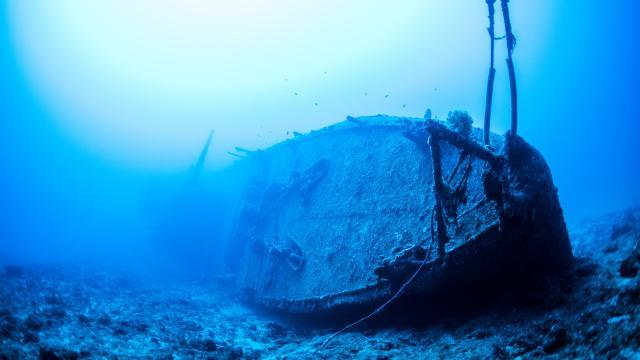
8,0,553,169
2,0,640,278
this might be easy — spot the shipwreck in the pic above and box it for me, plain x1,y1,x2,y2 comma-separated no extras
222,0,573,325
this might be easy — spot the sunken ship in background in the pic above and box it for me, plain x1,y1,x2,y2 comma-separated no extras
223,114,573,318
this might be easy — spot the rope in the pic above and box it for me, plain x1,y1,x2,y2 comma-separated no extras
320,151,463,348
320,137,474,349
320,229,435,349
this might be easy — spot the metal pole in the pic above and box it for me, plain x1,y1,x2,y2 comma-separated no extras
500,0,518,137
483,0,497,146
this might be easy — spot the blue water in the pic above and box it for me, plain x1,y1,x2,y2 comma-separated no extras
1,1,639,271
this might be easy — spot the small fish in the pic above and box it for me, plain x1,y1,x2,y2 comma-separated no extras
384,94,389,98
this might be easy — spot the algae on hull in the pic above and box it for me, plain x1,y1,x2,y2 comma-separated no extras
224,115,572,317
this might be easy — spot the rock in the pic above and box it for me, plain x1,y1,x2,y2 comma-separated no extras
493,343,512,359
39,347,79,360
493,341,532,359
265,322,287,338
24,314,44,331
509,336,538,355
603,241,618,253
374,341,397,351
134,321,149,333
117,319,148,333
96,314,111,326
218,346,243,360
0,346,28,360
4,265,24,277
606,314,631,324
542,325,569,353
201,339,218,352
78,350,91,358
77,314,90,324
189,339,218,352
619,347,640,359
469,328,491,340
571,259,598,278
0,311,17,339
180,320,203,332
619,279,640,306
582,325,600,339
43,307,67,320
619,251,640,278
23,330,39,343
610,214,634,240
44,293,64,306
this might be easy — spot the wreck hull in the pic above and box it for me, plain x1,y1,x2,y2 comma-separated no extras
225,115,572,317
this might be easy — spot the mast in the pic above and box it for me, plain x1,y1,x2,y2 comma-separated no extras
190,130,214,184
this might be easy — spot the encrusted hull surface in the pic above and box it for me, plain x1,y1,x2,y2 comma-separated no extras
224,115,572,317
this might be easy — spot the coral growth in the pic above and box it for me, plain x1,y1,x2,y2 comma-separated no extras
446,110,473,138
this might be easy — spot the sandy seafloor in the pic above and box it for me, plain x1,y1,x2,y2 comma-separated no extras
1,207,639,359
